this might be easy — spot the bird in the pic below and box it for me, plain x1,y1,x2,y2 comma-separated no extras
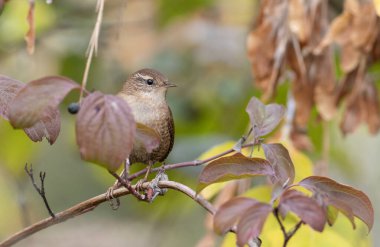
117,68,175,166
106,68,175,204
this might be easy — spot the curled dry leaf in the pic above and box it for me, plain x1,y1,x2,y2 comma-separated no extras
263,143,295,186
197,153,273,193
299,176,374,232
213,197,259,235
279,189,326,232
76,92,136,171
236,202,272,247
8,76,80,129
135,123,160,153
245,97,285,140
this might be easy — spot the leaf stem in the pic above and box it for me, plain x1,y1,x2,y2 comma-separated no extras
273,207,303,247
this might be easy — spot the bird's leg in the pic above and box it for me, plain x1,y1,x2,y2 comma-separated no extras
106,158,132,209
135,160,154,193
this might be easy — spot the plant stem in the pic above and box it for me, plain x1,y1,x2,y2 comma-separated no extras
273,208,303,247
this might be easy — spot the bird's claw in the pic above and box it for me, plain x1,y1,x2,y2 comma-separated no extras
146,172,169,202
106,185,120,210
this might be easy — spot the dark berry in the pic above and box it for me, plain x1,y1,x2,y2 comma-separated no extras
68,102,80,114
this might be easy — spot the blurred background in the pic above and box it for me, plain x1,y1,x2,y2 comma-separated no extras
0,0,379,246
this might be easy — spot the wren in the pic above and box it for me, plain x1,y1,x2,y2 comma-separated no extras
118,68,175,165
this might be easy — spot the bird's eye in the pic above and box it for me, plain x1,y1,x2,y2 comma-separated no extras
146,79,154,85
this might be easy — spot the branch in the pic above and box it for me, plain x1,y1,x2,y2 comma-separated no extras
128,142,257,181
273,208,303,247
24,164,55,218
0,181,215,247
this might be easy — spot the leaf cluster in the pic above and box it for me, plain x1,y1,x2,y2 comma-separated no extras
196,97,374,247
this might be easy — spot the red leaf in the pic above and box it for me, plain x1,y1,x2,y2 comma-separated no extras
24,108,60,144
279,190,326,232
236,202,272,247
25,0,35,54
214,197,259,235
8,76,80,129
76,92,136,171
197,153,273,193
0,75,24,120
263,143,295,186
299,176,374,232
135,123,160,153
245,97,285,139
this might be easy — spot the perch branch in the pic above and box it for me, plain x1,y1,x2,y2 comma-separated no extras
128,141,258,181
0,181,215,247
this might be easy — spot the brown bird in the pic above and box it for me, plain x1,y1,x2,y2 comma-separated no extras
118,68,175,166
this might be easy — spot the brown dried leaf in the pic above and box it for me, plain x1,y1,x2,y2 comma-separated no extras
25,0,35,54
299,176,374,232
197,153,273,193
76,92,136,171
263,143,295,186
9,76,80,129
245,97,285,139
0,75,24,120
135,123,160,153
213,197,259,235
279,189,326,232
236,202,272,247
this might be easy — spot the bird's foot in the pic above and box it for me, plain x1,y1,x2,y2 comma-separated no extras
105,183,121,210
146,170,169,202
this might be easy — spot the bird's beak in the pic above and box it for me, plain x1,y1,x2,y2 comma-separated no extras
164,82,177,88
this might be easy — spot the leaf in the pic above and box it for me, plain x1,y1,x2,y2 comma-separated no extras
8,76,80,129
236,202,272,247
0,75,24,120
197,153,273,193
23,107,60,144
279,190,326,232
76,92,136,171
299,176,374,232
25,0,35,54
263,143,295,186
213,197,259,235
245,97,285,139
135,123,160,153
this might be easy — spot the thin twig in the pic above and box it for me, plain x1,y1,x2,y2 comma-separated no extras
24,164,55,218
273,207,303,247
0,180,215,247
79,0,105,102
128,142,258,181
109,170,146,201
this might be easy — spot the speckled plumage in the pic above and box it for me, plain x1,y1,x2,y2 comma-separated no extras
118,68,175,164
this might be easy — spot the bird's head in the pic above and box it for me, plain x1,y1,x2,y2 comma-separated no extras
121,68,176,99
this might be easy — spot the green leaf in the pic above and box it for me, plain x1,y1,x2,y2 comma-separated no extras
197,153,273,193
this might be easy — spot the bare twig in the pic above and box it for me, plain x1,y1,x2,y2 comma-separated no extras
128,141,258,181
24,164,55,218
79,0,105,101
0,181,215,247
